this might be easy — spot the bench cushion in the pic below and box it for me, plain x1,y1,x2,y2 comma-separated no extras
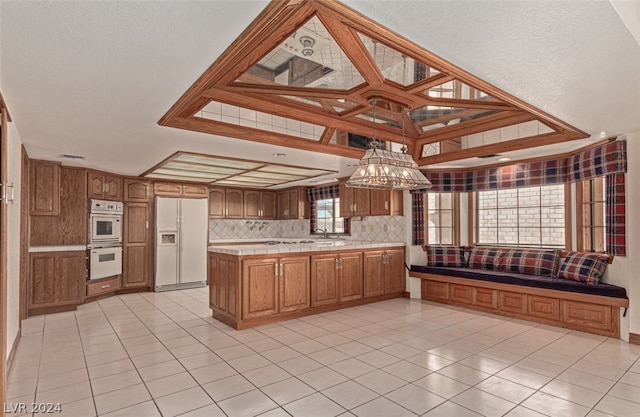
410,265,628,299
498,248,560,277
425,246,466,267
557,252,609,284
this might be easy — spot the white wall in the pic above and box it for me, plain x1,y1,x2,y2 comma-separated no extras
608,133,640,340
5,122,22,358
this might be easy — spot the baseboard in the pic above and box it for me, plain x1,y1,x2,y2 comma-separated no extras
6,328,21,377
629,333,640,345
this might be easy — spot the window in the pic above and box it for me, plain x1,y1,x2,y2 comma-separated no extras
476,185,565,248
426,192,458,245
312,198,347,235
577,177,605,252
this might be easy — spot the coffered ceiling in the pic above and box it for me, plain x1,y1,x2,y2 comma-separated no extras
159,0,590,168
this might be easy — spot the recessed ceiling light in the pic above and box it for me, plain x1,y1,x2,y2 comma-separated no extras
273,152,287,157
498,157,511,162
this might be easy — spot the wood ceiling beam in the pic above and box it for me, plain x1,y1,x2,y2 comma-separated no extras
319,127,336,145
416,132,579,166
165,116,366,159
424,97,516,111
416,112,537,145
202,88,408,143
315,12,386,85
405,74,456,95
223,83,353,100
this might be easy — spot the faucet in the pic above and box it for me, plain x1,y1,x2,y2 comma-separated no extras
318,228,328,239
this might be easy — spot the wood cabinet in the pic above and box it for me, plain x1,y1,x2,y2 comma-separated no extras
154,181,208,198
122,202,152,289
88,170,122,201
339,181,370,217
123,179,151,202
242,256,309,319
244,190,276,219
363,248,405,297
30,160,60,216
311,252,362,307
86,276,121,298
209,188,244,219
370,189,403,216
277,188,309,219
339,180,403,217
30,167,87,246
29,251,85,314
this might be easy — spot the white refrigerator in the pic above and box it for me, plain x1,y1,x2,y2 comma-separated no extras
155,197,208,291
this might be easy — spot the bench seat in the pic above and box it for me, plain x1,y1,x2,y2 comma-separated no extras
410,265,629,338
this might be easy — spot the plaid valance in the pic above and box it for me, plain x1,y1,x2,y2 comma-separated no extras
424,140,627,192
306,184,339,202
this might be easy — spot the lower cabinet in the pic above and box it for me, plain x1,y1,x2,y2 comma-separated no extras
363,248,405,298
29,251,86,314
311,252,363,307
209,253,239,320
242,256,309,319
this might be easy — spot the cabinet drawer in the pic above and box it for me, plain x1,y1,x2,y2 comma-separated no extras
499,291,527,314
474,288,497,309
562,300,613,331
449,284,473,305
421,280,449,301
528,295,560,321
87,276,121,298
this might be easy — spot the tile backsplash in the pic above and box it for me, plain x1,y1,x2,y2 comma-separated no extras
209,216,405,242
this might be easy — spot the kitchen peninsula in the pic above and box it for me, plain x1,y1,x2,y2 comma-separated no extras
208,240,406,329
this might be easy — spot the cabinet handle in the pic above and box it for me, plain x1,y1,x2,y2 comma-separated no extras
101,284,110,289
339,259,343,269
385,201,389,210
275,263,278,276
335,259,339,270
225,208,228,216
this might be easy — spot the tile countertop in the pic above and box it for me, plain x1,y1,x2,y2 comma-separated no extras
208,239,405,256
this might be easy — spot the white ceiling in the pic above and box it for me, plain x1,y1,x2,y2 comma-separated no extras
1,1,639,186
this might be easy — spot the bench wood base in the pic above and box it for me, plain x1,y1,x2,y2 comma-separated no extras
411,272,628,339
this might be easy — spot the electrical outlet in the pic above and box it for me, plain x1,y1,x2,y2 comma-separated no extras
383,224,388,232
231,225,236,231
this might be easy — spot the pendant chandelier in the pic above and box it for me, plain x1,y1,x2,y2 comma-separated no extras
345,98,433,191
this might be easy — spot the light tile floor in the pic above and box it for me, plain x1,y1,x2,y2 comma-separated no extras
6,288,640,417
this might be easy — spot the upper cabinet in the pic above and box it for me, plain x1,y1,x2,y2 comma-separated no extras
339,180,403,218
123,179,152,202
244,190,276,219
277,188,309,220
154,181,207,198
88,170,122,201
209,188,244,219
30,160,60,216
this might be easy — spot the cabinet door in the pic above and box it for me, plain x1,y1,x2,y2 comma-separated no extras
30,253,56,306
279,256,310,313
226,189,244,219
154,182,182,197
225,257,239,319
88,172,106,199
182,184,208,198
363,251,385,298
104,174,122,201
390,190,403,216
369,190,390,216
242,258,279,319
124,204,148,245
339,252,363,302
123,246,149,288
353,188,371,217
243,190,260,219
124,179,151,202
209,254,219,309
384,249,405,294
261,192,276,219
55,252,86,304
276,191,288,219
209,188,226,218
310,255,339,307
339,182,354,218
30,160,60,216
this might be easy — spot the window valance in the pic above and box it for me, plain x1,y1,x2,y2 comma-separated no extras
419,140,626,193
307,184,339,202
